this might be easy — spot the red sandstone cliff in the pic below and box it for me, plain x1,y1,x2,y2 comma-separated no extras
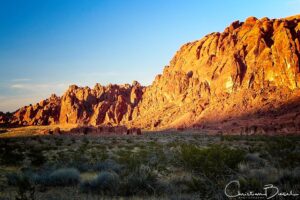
3,82,144,127
2,15,300,134
58,81,143,126
131,15,300,133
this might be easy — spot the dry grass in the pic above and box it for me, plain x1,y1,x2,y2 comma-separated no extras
0,124,78,138
0,131,299,199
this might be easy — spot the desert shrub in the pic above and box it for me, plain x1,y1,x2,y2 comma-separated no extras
0,143,25,165
279,151,300,168
67,155,91,172
238,176,263,193
6,167,38,185
76,144,89,157
238,162,251,174
54,137,64,146
90,148,109,161
238,167,279,192
71,138,76,143
1,150,24,165
168,175,198,194
46,168,80,186
186,176,206,192
117,150,148,171
263,137,300,168
168,177,187,193
120,165,159,196
82,137,89,144
249,168,275,183
221,135,247,141
245,153,266,167
6,172,21,186
93,159,122,174
15,176,35,200
126,138,133,143
67,149,92,172
33,172,50,187
116,147,165,172
81,171,120,195
180,144,245,177
5,172,36,200
185,176,226,199
71,162,91,172
27,148,46,167
293,167,300,180
266,137,296,155
146,146,168,170
277,168,300,185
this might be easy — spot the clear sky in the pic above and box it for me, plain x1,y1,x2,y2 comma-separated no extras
0,0,299,112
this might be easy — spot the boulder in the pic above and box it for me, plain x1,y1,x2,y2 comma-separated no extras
53,127,61,134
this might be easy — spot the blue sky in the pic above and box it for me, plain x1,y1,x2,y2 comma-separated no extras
0,0,299,112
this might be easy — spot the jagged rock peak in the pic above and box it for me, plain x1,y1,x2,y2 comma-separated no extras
2,15,300,135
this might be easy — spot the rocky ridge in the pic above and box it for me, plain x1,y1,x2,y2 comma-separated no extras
2,82,144,127
2,15,300,134
131,15,300,133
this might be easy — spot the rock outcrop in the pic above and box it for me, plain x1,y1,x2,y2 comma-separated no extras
2,81,144,127
58,82,144,126
7,94,61,126
0,112,11,126
131,15,300,132
2,15,300,134
130,16,300,131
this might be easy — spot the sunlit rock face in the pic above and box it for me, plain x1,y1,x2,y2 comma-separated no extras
2,15,300,133
58,82,144,126
132,15,300,130
8,94,61,126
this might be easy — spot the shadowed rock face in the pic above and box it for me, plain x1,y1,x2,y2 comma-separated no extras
2,15,300,133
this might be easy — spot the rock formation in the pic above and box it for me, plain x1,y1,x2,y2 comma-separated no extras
3,82,144,127
0,112,11,126
58,82,144,126
2,15,300,134
131,15,300,132
8,94,61,126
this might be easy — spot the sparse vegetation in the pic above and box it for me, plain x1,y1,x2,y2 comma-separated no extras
0,133,299,199
180,144,245,176
81,171,120,194
45,168,80,186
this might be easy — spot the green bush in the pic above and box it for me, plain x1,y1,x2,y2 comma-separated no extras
0,143,25,165
81,171,120,195
46,168,80,186
278,168,300,185
27,149,46,167
245,153,266,167
120,165,159,196
5,172,35,200
180,144,245,177
93,159,122,174
6,172,22,186
117,149,148,171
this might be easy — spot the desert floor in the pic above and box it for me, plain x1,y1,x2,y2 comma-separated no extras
0,130,299,199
